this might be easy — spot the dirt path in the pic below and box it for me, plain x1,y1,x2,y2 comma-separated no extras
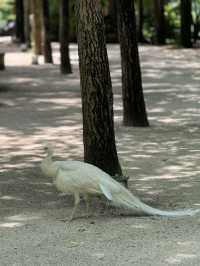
1,38,200,265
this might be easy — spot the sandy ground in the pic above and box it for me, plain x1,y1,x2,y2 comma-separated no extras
1,37,200,265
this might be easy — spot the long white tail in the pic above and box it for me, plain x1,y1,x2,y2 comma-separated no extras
108,185,200,217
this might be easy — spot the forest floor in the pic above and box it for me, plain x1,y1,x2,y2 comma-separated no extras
1,37,200,265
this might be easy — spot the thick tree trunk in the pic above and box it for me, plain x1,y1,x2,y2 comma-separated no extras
180,0,192,48
117,0,149,127
15,0,25,43
153,0,166,45
59,0,72,74
42,0,53,63
76,0,122,177
31,0,43,58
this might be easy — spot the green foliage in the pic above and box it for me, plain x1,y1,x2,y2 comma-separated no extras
165,1,180,28
1,0,200,44
165,0,200,41
100,0,107,7
49,0,77,41
192,0,200,21
0,0,15,21
164,0,180,41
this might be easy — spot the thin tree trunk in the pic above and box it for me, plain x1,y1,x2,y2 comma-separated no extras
31,0,43,58
117,0,149,127
180,0,192,48
105,0,118,42
193,16,200,44
42,0,53,63
0,53,5,70
15,0,25,43
138,0,146,43
76,0,122,177
23,0,31,48
153,0,166,45
59,0,72,74
108,0,117,19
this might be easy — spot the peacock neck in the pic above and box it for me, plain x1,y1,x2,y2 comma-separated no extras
41,152,57,178
47,153,53,162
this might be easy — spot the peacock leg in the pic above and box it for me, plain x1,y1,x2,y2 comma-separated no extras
69,192,80,221
83,194,90,218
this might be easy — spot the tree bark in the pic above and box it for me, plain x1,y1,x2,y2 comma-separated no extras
104,0,118,42
59,0,72,74
180,0,192,48
42,0,53,63
31,0,43,57
193,16,200,44
15,0,25,43
117,0,149,127
0,53,5,70
23,0,31,48
153,0,166,45
138,0,146,43
76,0,122,176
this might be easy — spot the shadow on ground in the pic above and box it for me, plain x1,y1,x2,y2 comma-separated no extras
0,44,200,227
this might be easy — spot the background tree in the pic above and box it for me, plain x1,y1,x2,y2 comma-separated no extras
153,0,166,44
42,0,53,63
192,0,200,44
76,0,122,177
59,0,72,74
180,0,192,48
117,0,149,127
15,0,25,43
137,0,147,43
31,0,43,64
23,0,31,49
104,0,118,42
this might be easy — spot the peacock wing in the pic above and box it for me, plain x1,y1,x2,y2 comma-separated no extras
56,164,100,193
99,176,124,200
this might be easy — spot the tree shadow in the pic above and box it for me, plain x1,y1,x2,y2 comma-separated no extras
0,43,200,228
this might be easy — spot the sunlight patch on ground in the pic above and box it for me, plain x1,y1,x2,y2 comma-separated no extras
31,97,81,106
0,195,23,201
1,41,200,265
140,174,180,181
0,213,42,229
0,222,23,228
166,253,198,265
7,214,41,222
130,224,150,229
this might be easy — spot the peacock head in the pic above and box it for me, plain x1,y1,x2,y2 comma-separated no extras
44,143,54,157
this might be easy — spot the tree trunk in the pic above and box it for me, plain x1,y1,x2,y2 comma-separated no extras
0,53,5,70
42,0,53,63
193,16,200,44
59,0,72,74
108,0,117,20
153,0,166,45
104,0,118,42
180,0,192,48
31,0,43,59
23,0,31,48
15,0,25,43
76,0,122,177
117,0,149,127
138,0,146,43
